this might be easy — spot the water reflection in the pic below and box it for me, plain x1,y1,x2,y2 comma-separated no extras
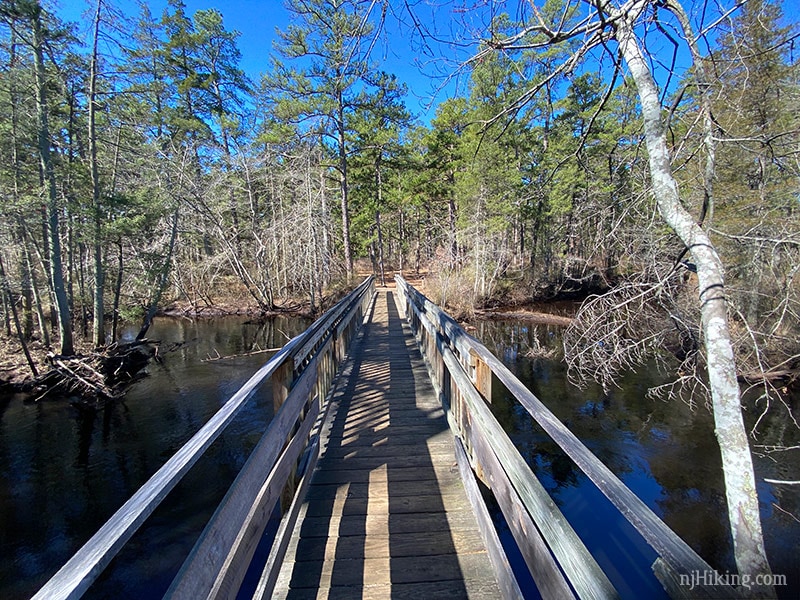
472,319,800,598
0,315,309,599
2,314,797,598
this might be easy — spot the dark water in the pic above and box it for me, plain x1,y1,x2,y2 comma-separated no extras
472,319,800,599
0,315,309,600
1,315,798,599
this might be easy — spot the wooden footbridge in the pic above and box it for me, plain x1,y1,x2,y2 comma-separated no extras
34,276,739,600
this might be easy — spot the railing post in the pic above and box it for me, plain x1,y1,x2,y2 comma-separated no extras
272,357,294,414
470,349,492,404
272,356,299,512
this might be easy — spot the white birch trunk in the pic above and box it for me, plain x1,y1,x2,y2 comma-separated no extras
615,14,773,593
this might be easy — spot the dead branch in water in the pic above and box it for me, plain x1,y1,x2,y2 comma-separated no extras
201,345,282,362
29,341,160,408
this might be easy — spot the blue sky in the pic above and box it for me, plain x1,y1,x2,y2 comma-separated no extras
54,0,467,124
52,0,768,124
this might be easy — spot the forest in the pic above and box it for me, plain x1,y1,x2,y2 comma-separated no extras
0,0,797,589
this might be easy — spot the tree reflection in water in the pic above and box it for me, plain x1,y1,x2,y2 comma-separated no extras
473,318,800,598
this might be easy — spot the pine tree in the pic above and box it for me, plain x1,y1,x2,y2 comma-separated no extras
264,0,387,279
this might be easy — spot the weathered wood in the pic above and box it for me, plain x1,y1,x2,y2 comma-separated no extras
32,277,375,600
435,322,617,600
273,290,501,599
253,437,321,600
167,343,326,599
281,552,497,588
652,558,693,600
468,342,732,596
255,345,345,600
209,398,320,599
30,332,305,600
287,528,489,560
292,275,372,370
400,279,612,598
454,437,525,600
471,349,493,403
271,355,295,414
463,414,576,600
272,578,502,600
396,275,738,600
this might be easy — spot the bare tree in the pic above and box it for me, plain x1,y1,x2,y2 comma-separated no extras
425,0,778,591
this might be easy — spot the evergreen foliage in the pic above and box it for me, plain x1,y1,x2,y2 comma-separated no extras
0,0,795,385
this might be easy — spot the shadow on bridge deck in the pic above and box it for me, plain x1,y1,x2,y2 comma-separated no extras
273,290,501,599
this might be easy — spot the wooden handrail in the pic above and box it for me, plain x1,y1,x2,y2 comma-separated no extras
33,276,375,600
394,274,737,599
168,274,374,599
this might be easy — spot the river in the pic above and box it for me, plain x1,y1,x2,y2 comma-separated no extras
0,314,798,598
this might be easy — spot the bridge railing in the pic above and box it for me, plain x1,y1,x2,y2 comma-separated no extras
394,274,736,600
34,276,376,600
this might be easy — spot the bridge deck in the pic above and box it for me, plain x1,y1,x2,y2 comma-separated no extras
273,289,502,599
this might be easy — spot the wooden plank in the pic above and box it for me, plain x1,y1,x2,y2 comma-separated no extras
253,438,321,600
323,438,454,458
396,276,744,600
271,355,295,414
466,341,734,596
303,479,463,501
309,463,459,485
299,492,469,518
281,552,497,588
286,502,482,540
471,349,493,403
454,436,525,600
30,332,305,600
31,277,374,600
406,291,616,599
319,451,458,469
463,423,576,600
275,290,501,599
287,529,488,561
167,341,329,599
292,276,373,370
273,578,502,600
207,398,320,599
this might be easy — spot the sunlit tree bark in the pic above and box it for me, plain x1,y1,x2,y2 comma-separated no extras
614,13,772,588
467,0,775,591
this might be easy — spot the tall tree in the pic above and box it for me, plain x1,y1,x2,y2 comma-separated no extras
349,71,411,285
0,0,75,355
87,0,105,346
467,0,776,591
266,0,386,280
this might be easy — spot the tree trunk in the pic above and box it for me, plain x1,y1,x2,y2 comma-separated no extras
0,255,38,377
111,240,123,342
336,90,353,280
375,163,386,286
616,15,773,592
136,207,179,341
31,3,73,356
8,31,34,341
89,0,105,347
448,197,457,267
21,224,50,347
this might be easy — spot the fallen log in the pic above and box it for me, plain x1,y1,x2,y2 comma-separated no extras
739,369,799,385
473,308,575,327
201,346,282,362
